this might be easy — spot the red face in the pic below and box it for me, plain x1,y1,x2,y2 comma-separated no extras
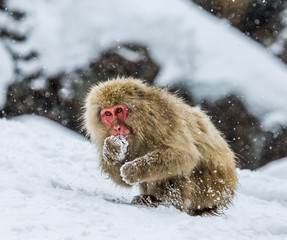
100,104,130,138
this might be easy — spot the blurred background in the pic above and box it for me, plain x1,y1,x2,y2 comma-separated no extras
1,0,287,170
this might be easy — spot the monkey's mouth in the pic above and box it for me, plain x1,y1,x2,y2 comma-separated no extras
122,128,133,140
122,134,131,140
113,133,131,140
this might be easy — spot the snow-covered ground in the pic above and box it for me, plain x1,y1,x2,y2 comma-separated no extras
1,0,286,125
0,115,286,240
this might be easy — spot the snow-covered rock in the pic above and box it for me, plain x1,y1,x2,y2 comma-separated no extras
3,0,287,126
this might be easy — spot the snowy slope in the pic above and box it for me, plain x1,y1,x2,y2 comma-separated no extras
259,157,287,180
0,116,287,240
4,0,287,125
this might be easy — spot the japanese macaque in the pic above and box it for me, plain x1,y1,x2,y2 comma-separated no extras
84,77,237,216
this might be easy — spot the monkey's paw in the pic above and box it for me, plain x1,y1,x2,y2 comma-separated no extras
120,161,140,185
103,135,128,162
131,195,160,207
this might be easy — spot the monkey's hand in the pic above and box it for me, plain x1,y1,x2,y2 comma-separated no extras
103,135,128,163
120,160,141,185
120,151,160,185
120,149,195,185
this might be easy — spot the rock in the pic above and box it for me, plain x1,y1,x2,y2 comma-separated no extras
0,43,160,133
192,0,250,30
200,95,263,169
244,0,285,46
0,0,5,10
88,43,159,84
200,94,287,169
261,126,287,167
191,0,287,59
167,82,194,105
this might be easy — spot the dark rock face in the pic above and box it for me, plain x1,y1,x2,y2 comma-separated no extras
88,43,159,84
191,0,287,60
192,0,250,29
191,94,287,169
0,74,82,131
200,95,262,169
0,43,160,133
167,83,194,105
243,0,286,46
261,126,287,167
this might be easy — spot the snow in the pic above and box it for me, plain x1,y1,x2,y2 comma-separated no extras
259,157,287,180
116,46,146,62
262,111,287,130
4,0,287,126
1,115,287,240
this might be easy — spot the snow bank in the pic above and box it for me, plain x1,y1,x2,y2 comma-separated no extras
0,116,286,240
5,0,287,125
259,157,287,180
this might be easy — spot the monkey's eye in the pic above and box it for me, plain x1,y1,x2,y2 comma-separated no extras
116,108,123,114
105,111,112,116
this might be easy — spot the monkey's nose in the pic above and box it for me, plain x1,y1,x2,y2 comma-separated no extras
113,122,121,131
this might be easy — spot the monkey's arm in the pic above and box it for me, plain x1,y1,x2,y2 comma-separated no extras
120,148,197,185
101,136,131,187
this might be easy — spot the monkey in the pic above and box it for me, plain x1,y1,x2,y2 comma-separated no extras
84,77,238,216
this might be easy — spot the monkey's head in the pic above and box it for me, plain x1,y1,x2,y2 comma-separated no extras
84,77,181,156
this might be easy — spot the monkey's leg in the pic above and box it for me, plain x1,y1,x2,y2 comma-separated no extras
120,148,196,185
135,179,187,212
141,177,218,215
183,163,237,216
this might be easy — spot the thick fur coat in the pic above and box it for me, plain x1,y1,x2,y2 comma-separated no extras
84,77,237,216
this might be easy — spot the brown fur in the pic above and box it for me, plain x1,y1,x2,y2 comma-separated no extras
84,77,238,216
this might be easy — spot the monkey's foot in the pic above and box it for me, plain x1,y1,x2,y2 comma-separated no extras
131,195,160,208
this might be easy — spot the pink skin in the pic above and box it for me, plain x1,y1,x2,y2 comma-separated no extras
101,104,130,139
